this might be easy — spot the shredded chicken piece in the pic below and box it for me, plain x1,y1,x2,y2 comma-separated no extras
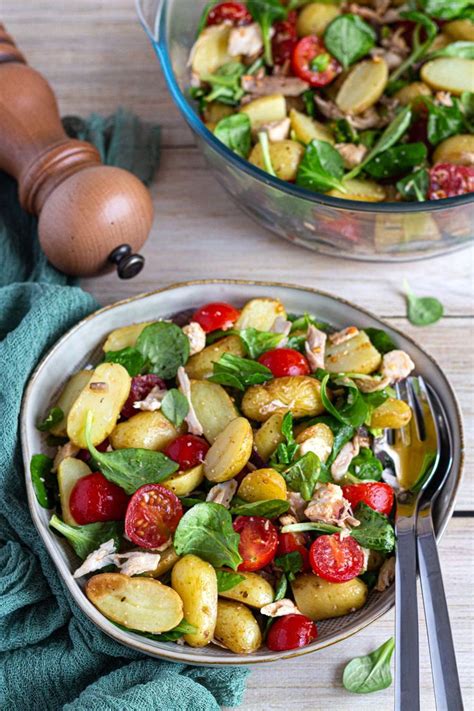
335,143,368,170
53,441,80,472
287,491,307,521
271,315,292,349
435,91,453,107
382,26,409,54
73,541,161,579
73,540,117,578
279,513,298,527
304,482,359,528
261,117,291,143
350,107,389,130
177,366,204,436
329,326,359,346
331,438,360,482
182,321,206,356
241,74,309,97
305,324,327,372
360,546,370,572
118,551,161,577
375,556,395,592
347,0,400,24
370,47,404,70
206,479,238,509
314,95,345,121
228,22,263,57
354,374,392,393
133,385,167,412
354,430,371,451
381,350,415,383
260,599,303,618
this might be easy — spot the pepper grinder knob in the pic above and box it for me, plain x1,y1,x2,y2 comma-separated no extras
108,244,145,279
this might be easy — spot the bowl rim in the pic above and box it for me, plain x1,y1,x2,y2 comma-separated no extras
137,0,474,215
21,279,465,666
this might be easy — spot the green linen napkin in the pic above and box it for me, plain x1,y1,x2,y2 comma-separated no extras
0,110,249,710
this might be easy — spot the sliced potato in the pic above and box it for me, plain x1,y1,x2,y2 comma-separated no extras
171,555,218,647
162,464,204,496
296,423,334,463
190,24,236,77
203,102,235,124
292,573,368,620
254,412,285,462
190,380,239,443
186,335,245,380
370,398,412,429
241,93,287,131
50,370,93,436
433,135,474,167
143,545,180,579
393,81,432,108
214,599,262,654
421,58,474,95
109,411,182,451
86,573,183,633
289,108,335,145
328,178,386,202
325,331,382,374
219,570,274,608
204,417,253,482
297,2,340,37
444,19,474,42
242,376,325,422
336,59,388,115
67,363,131,448
238,468,288,502
57,457,91,525
236,297,286,331
249,139,305,181
103,322,154,352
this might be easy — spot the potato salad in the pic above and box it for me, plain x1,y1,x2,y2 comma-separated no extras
189,1,474,202
32,297,423,654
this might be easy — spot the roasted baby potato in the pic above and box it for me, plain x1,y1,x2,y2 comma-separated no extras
57,457,91,525
236,297,286,331
336,59,388,114
162,464,205,497
103,322,154,352
204,417,253,482
144,545,180,579
296,423,334,463
433,135,474,167
325,331,382,374
297,2,340,36
67,363,131,448
249,139,305,181
203,101,235,124
328,178,386,202
421,58,474,95
241,93,287,131
190,380,239,443
444,19,474,42
109,411,182,451
292,574,368,620
86,573,183,633
370,398,412,429
289,108,335,145
214,599,262,654
238,468,288,502
242,376,325,422
254,412,285,461
393,81,432,108
219,570,274,608
50,371,93,436
171,555,218,647
186,335,245,380
190,24,235,77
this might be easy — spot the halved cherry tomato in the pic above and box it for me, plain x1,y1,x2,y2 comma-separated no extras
125,484,183,549
258,348,310,377
164,434,210,470
292,36,341,88
192,302,240,333
272,10,298,66
69,472,129,525
277,531,310,571
428,164,474,200
342,482,394,516
266,614,317,652
207,2,252,27
121,374,166,420
233,516,278,572
309,534,364,583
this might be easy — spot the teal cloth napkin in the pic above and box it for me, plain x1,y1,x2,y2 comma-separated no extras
0,110,249,710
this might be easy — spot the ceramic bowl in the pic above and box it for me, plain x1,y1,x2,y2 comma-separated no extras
21,280,464,665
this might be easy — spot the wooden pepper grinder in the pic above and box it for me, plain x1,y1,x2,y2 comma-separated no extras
0,24,154,278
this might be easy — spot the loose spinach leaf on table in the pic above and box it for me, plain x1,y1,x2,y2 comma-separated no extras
270,412,299,469
404,280,444,326
214,113,252,159
296,139,347,193
136,322,189,379
239,327,284,360
363,328,397,355
351,503,395,552
388,11,438,87
216,569,246,593
425,99,465,145
247,0,287,65
104,347,146,376
30,454,55,508
427,40,474,60
274,550,304,579
282,451,321,501
209,353,273,390
230,499,290,517
201,62,246,106
49,514,122,559
420,0,472,20
161,388,189,428
174,502,243,570
36,407,64,433
348,447,383,481
364,142,427,179
343,637,395,694
324,14,376,68
396,168,429,202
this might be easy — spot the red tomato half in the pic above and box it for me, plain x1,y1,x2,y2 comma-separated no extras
277,531,310,571
267,614,317,652
164,434,210,470
125,484,183,549
292,36,341,87
258,348,310,377
342,482,394,516
192,302,240,333
309,534,364,583
428,164,474,200
207,2,252,27
69,472,129,525
121,374,166,420
272,10,298,65
233,516,278,571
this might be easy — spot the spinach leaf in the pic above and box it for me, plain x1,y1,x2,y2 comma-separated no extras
257,131,277,177
420,0,472,20
161,388,189,428
136,322,189,379
343,638,395,694
239,327,284,359
324,14,376,68
359,129,380,149
117,618,198,642
179,494,207,508
425,99,465,145
296,139,347,193
388,11,438,87
396,168,429,202
332,118,359,144
49,514,122,559
209,353,273,390
230,499,290,517
364,328,397,355
274,550,304,579
37,407,64,433
201,62,246,105
173,502,243,570
281,521,342,534
216,569,246,593
351,503,395,552
282,451,321,501
404,280,444,326
205,328,239,345
270,412,299,468
461,91,474,132
321,374,369,428
288,312,332,333
104,347,146,376
349,447,383,481
274,573,288,600
30,454,55,508
302,89,317,118
196,1,214,36
364,142,427,179
214,113,252,159
427,40,474,60
247,0,287,65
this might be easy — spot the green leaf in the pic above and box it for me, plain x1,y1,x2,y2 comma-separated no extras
136,322,190,379
288,312,332,333
239,327,284,359
364,142,427,179
321,374,369,428
36,407,64,433
404,280,444,326
161,389,189,428
396,168,429,202
205,328,239,345
258,131,277,177
209,353,273,390
349,447,383,481
216,569,246,593
282,451,321,501
388,11,438,87
281,521,342,534
196,1,214,36
30,454,55,508
324,14,376,69
363,328,397,355
420,0,472,20
351,503,395,553
201,62,246,105
296,139,346,193
270,412,299,468
247,0,287,65
331,118,359,144
274,551,304,579
343,637,395,693
49,514,122,560
230,499,290,517
274,573,288,600
460,91,474,132
214,113,252,159
104,347,146,376
115,618,198,642
424,98,464,145
173,502,243,570
427,40,474,60
302,89,317,118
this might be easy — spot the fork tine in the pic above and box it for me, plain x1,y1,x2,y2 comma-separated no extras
410,376,440,449
395,380,412,446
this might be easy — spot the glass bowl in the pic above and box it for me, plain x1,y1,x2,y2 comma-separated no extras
136,0,474,261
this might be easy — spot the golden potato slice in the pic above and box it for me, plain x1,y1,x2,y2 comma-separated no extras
186,335,245,380
249,139,305,181
86,573,183,633
143,546,180,579
219,570,274,608
190,380,239,443
336,59,388,114
109,411,181,451
204,417,253,482
444,19,474,42
254,413,285,462
394,81,432,108
67,363,131,448
236,298,286,331
50,371,93,436
241,94,287,131
433,135,474,167
103,322,154,352
190,24,236,77
203,102,235,124
325,331,382,374
171,555,218,647
328,178,386,202
370,398,412,429
238,468,287,502
57,458,91,525
297,2,340,36
296,423,334,463
292,574,368,620
242,376,325,422
421,58,474,95
214,599,262,654
289,108,335,145
162,464,204,497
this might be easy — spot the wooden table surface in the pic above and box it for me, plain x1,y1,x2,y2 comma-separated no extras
4,2,473,708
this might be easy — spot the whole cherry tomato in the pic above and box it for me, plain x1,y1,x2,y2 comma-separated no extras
121,374,166,419
233,516,278,571
164,434,210,470
342,482,394,516
69,472,129,525
272,10,298,65
292,36,341,87
277,531,310,571
428,164,474,200
125,484,183,549
309,534,364,583
192,302,240,333
207,2,252,27
258,348,310,377
267,614,318,652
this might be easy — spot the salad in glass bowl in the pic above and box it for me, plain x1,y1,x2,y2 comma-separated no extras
188,0,474,203
30,295,430,655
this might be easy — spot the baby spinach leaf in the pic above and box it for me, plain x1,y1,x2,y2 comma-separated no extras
281,521,342,534
119,619,198,642
209,353,273,390
331,118,359,144
36,407,64,433
49,514,122,560
351,503,395,552
196,1,214,36
289,312,332,333
161,388,189,428
104,347,146,376
324,14,376,68
205,328,239,345
239,327,284,359
296,139,347,193
427,40,474,60
174,502,243,570
343,637,395,694
363,328,397,355
425,99,464,145
282,451,321,501
302,89,317,118
214,113,252,159
270,412,299,468
216,569,246,593
274,550,304,579
420,0,472,20
248,0,287,65
404,280,444,326
230,499,290,518
388,11,438,86
321,374,369,428
364,142,427,179
30,454,55,508
136,322,190,379
396,168,429,202
274,573,288,601
201,62,246,105
349,447,383,481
